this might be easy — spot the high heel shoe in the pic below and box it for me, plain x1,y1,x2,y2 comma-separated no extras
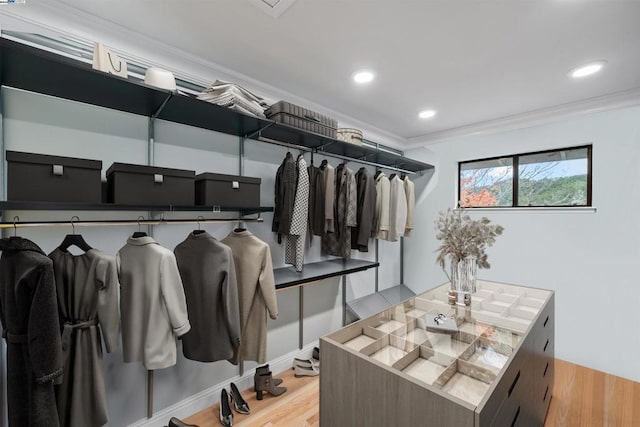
255,372,287,400
229,382,250,415
254,364,283,390
168,417,198,427
219,389,233,427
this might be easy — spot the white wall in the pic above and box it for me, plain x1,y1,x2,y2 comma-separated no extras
405,105,640,382
0,88,403,426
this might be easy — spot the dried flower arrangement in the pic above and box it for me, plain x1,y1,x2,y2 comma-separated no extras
435,207,504,271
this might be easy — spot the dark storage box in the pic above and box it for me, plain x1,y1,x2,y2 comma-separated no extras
106,163,195,205
195,173,261,208
7,151,102,203
265,101,337,138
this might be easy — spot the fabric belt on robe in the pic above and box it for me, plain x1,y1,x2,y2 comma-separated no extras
61,319,97,357
6,331,28,344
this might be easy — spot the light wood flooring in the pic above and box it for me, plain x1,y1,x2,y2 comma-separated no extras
185,359,640,427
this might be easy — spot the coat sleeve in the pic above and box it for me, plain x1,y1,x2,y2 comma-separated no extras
160,252,191,337
378,179,390,239
223,250,241,353
97,257,120,353
28,261,63,384
404,180,415,237
259,246,278,320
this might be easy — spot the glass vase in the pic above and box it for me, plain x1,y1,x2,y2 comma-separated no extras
450,256,477,299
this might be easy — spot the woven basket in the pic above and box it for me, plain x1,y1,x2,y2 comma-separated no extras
337,128,363,145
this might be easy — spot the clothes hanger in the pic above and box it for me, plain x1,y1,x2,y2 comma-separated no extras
9,216,21,240
132,216,148,238
234,220,247,233
58,216,93,252
192,216,206,235
374,170,383,179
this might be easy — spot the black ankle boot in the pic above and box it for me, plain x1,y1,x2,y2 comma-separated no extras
254,364,283,390
255,372,287,400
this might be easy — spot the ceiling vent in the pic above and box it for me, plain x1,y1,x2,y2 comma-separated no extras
248,0,298,18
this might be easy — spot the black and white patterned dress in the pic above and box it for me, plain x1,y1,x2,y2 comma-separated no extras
285,156,309,271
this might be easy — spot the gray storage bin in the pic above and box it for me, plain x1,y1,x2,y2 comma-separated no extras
106,163,195,205
265,101,337,138
7,151,102,203
195,173,261,208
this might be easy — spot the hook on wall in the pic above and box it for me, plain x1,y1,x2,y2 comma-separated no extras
70,215,80,234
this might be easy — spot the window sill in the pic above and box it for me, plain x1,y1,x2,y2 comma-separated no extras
455,206,597,213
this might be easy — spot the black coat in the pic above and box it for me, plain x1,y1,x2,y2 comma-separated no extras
351,168,377,252
0,237,63,427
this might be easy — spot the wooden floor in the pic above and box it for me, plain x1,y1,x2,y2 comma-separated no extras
185,359,640,427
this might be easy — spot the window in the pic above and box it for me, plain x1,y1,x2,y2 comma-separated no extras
458,145,592,208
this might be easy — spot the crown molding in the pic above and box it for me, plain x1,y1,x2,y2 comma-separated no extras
0,2,406,149
405,87,640,148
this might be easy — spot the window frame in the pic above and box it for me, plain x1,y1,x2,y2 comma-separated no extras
457,144,593,208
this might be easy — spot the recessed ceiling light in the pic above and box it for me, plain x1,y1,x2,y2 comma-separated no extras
418,109,437,119
353,70,375,84
569,61,606,78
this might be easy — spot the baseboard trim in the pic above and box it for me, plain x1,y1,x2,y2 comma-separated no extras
128,342,318,427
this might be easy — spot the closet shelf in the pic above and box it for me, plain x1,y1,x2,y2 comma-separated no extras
0,37,434,174
0,201,273,215
274,259,379,290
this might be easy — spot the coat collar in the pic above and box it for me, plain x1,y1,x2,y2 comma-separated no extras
187,231,215,240
126,235,158,246
2,237,46,255
227,229,253,238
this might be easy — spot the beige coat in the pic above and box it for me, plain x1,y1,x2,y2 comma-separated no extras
388,176,407,242
222,230,278,364
117,236,191,370
323,164,335,233
373,173,390,240
403,177,415,237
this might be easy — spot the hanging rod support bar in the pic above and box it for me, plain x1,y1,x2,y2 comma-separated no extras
243,122,275,142
150,93,173,121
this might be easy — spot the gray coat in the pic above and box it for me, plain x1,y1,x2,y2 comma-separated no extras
49,248,120,427
0,238,63,427
174,232,241,363
351,168,377,252
117,236,191,370
322,164,357,257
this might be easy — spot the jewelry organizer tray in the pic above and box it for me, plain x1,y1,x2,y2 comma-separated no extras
326,281,550,407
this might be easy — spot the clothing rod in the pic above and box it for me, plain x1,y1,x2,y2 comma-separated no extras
0,218,264,229
256,136,417,175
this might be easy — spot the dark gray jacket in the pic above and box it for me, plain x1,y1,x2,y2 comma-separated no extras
352,168,377,252
272,152,297,237
174,232,241,363
0,237,63,427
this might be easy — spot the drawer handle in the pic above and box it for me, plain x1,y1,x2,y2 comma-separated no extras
544,362,549,377
508,370,520,397
544,339,549,352
543,385,549,402
544,315,549,327
510,406,520,427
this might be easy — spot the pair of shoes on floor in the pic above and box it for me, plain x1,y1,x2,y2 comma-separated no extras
219,383,250,426
292,358,320,377
313,346,320,361
254,364,287,400
168,417,198,427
